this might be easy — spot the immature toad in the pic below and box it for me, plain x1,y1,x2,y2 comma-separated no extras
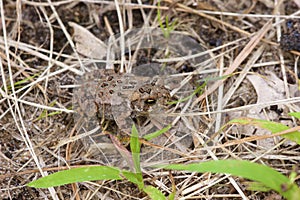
75,69,172,134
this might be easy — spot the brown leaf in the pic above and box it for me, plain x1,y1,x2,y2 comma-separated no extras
69,22,107,59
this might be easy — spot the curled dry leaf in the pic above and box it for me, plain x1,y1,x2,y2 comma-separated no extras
245,71,298,147
69,22,107,59
293,0,300,7
247,71,299,112
226,71,299,148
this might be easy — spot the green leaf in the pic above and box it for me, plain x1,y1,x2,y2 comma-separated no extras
168,190,175,200
131,124,141,174
288,112,300,119
168,82,206,105
5,73,39,91
143,185,166,200
27,166,122,188
35,101,61,121
156,0,176,39
245,181,272,192
122,170,143,189
227,118,300,144
143,124,172,141
168,179,176,200
167,75,229,105
159,160,300,200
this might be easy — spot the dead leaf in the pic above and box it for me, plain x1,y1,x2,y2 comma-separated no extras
293,0,300,8
69,22,107,59
247,72,286,106
244,71,298,147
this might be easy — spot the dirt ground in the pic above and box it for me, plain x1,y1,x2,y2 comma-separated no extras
0,0,300,199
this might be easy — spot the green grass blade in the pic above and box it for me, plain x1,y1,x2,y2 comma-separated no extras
27,166,122,188
35,101,62,121
289,112,300,119
227,117,300,144
5,73,39,92
168,75,230,105
131,124,141,173
143,185,166,200
122,170,144,189
159,160,300,200
167,82,206,105
130,124,144,188
143,124,172,141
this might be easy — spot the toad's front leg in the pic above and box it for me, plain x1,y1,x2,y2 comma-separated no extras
112,99,135,136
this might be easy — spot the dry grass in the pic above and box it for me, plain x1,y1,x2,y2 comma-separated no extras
0,0,299,199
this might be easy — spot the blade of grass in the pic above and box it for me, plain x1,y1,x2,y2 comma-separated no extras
168,82,206,105
131,124,141,173
130,124,144,188
143,185,166,200
157,0,176,39
168,75,229,105
159,160,300,200
227,117,300,144
27,166,122,188
122,170,144,189
5,73,39,91
35,101,62,121
143,124,172,141
289,112,300,119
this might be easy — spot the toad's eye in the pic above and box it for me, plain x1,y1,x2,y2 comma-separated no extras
145,98,156,105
